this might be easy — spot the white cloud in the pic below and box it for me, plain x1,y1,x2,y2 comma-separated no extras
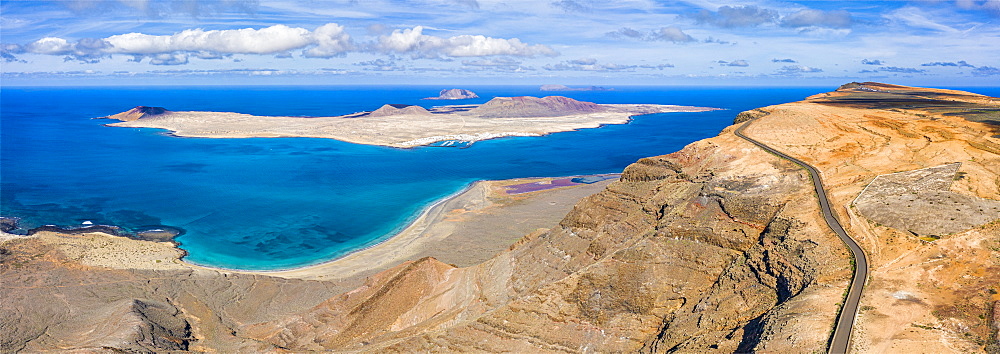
607,26,695,43
725,59,749,67
26,37,74,55
15,23,555,65
955,0,1000,15
303,23,353,58
148,53,189,65
690,5,778,28
655,27,696,42
781,9,853,29
16,24,353,63
887,7,960,33
377,26,557,58
542,58,672,72
105,25,317,55
776,65,823,75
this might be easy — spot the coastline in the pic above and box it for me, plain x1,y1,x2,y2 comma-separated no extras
180,179,483,275
8,173,617,288
105,103,719,148
189,173,617,283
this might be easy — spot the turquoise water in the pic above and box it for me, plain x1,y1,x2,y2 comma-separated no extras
3,86,996,269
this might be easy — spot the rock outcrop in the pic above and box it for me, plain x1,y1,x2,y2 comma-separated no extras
467,96,604,118
103,106,170,121
853,162,1000,236
425,88,479,100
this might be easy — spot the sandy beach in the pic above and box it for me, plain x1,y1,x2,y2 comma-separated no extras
13,174,617,291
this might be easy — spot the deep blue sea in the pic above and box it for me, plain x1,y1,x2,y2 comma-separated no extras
3,85,997,270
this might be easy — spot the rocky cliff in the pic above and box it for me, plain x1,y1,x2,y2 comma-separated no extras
3,83,998,353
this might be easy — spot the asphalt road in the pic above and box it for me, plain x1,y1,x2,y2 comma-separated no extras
734,118,869,354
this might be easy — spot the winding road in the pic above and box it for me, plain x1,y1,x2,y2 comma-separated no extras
734,118,869,354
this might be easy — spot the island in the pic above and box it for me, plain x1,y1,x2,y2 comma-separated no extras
540,84,613,91
424,88,479,100
101,96,717,148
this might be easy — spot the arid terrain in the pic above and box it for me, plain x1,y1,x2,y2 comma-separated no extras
2,83,998,353
103,96,716,148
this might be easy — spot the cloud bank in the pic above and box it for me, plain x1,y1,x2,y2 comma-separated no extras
8,23,554,64
376,26,557,58
606,26,696,42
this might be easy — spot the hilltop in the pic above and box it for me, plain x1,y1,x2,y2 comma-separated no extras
102,106,169,121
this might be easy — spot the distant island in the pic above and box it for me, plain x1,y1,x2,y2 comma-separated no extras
102,96,716,148
424,88,479,100
540,84,613,91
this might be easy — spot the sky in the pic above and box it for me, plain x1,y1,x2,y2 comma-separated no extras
1,0,998,86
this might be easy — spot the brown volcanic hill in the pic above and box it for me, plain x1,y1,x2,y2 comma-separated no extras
368,104,433,117
104,106,170,121
467,96,604,118
425,88,479,100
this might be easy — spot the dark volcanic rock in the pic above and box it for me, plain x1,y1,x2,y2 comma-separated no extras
0,217,18,233
28,224,126,236
134,226,184,242
425,89,479,100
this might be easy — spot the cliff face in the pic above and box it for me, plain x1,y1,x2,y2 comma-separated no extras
4,83,998,352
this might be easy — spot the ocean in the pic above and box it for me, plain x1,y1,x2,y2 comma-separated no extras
3,85,997,270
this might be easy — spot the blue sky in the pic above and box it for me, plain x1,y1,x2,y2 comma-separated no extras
1,0,998,86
